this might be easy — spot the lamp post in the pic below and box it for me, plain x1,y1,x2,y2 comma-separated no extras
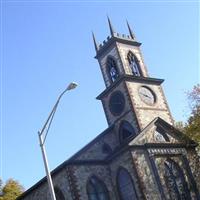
38,82,78,200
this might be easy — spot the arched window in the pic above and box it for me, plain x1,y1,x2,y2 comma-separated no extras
107,57,119,82
164,158,191,200
54,187,65,200
119,121,136,142
127,51,141,76
87,176,110,200
117,168,137,200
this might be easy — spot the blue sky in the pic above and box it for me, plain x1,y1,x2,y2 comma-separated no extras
1,1,199,190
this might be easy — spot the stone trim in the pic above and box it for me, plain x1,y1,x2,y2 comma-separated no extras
124,81,141,132
95,36,141,59
148,148,186,156
95,40,117,60
159,86,174,125
66,166,81,200
138,46,149,77
135,107,168,111
101,98,111,125
181,155,200,199
107,164,119,199
97,59,107,88
96,75,164,100
147,151,167,200
129,151,146,200
116,42,126,74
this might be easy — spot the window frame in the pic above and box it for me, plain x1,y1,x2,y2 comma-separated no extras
87,175,110,200
164,158,191,200
127,51,142,77
106,56,119,83
116,167,138,200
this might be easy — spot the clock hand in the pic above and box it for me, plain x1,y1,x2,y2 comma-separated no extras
141,93,151,99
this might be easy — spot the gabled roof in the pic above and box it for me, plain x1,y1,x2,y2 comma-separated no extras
16,125,114,200
129,117,197,146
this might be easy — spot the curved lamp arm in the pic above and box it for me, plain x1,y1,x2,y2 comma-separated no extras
38,82,78,144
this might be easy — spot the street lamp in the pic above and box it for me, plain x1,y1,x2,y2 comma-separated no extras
38,82,78,200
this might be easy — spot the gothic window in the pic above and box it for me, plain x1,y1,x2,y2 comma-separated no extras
127,51,141,76
54,187,65,200
87,176,110,200
119,121,136,142
107,57,119,82
117,168,137,200
164,158,191,200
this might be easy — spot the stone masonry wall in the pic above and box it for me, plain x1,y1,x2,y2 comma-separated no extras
18,167,73,200
132,149,161,200
73,164,117,200
74,128,118,161
126,81,173,129
109,150,144,200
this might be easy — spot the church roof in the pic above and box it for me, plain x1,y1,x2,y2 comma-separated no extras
17,117,197,200
16,125,114,200
129,117,197,147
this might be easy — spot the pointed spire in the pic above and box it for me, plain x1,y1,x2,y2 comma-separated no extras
107,16,115,37
92,31,99,52
126,20,136,40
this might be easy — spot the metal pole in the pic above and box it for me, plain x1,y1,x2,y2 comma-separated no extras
37,83,77,200
38,131,56,200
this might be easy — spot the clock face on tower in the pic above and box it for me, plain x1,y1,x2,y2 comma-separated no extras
139,86,156,105
109,91,125,116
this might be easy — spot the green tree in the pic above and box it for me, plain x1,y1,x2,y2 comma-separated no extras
175,84,200,180
0,178,24,200
184,84,200,145
176,84,200,154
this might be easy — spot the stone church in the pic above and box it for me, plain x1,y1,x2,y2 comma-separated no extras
17,19,200,200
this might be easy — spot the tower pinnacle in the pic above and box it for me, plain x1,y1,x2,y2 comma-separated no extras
92,31,99,52
107,16,115,37
126,20,136,40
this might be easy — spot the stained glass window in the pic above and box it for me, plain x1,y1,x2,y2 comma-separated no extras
164,159,191,200
87,176,110,200
107,57,119,82
117,168,137,200
127,51,141,76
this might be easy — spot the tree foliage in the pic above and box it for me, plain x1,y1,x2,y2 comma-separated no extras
0,178,24,200
175,84,200,154
184,84,200,145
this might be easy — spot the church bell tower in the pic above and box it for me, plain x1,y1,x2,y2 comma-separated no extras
93,17,173,137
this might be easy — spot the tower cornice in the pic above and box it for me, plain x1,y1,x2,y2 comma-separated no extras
96,75,164,100
94,34,141,59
